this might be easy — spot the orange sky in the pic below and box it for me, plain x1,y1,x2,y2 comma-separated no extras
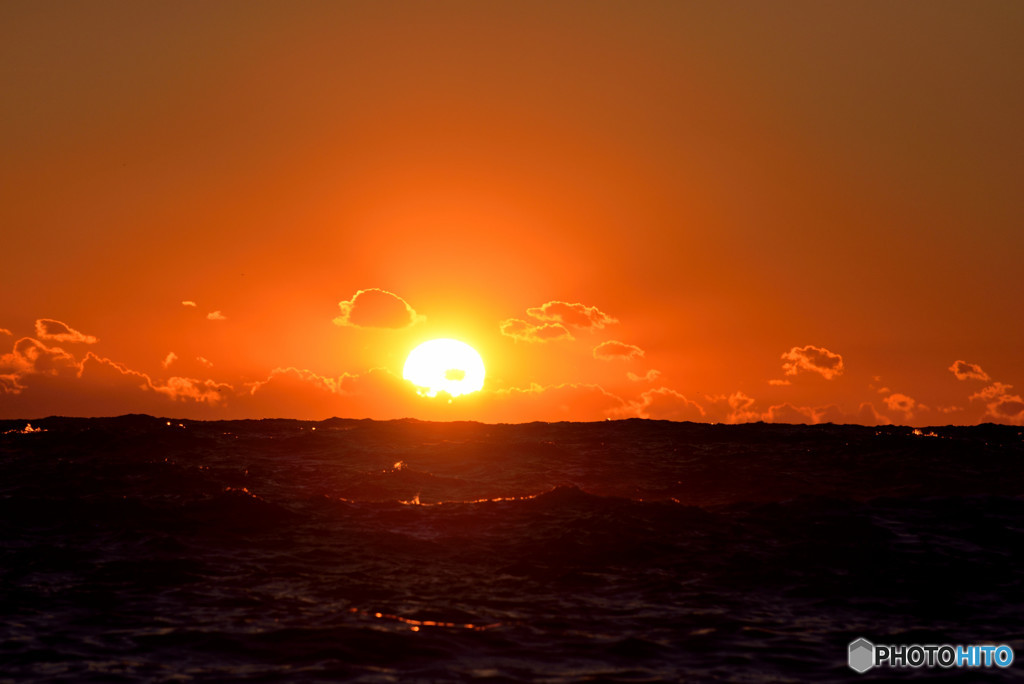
2,2,1023,425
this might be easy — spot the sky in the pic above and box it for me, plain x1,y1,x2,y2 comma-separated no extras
2,1,1023,425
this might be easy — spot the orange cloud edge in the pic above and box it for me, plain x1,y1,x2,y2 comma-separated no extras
0,312,1020,426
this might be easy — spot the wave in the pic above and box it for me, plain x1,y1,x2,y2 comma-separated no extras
2,416,1023,682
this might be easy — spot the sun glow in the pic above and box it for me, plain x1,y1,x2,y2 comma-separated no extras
403,338,485,398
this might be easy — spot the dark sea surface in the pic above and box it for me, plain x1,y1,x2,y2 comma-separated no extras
1,416,1023,683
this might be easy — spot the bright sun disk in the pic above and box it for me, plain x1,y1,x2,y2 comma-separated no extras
403,338,485,398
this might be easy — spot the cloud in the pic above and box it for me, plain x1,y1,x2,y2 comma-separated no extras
153,376,231,405
79,353,157,390
970,382,1013,402
525,301,617,330
242,367,351,418
878,391,931,427
763,403,851,425
967,381,1024,424
816,405,850,424
949,360,990,382
0,343,233,418
759,401,887,426
0,374,25,394
333,288,424,329
500,300,616,342
0,337,78,378
242,366,426,419
857,402,892,426
763,403,818,424
593,340,644,361
207,311,227,321
726,391,760,423
499,318,573,343
246,366,634,422
706,391,761,423
627,369,661,382
34,319,98,344
987,394,1024,424
3,328,641,422
248,365,637,422
487,382,629,422
768,378,791,386
0,336,238,417
0,328,11,337
77,353,232,406
246,366,341,396
244,366,355,407
780,344,844,380
162,352,212,372
0,336,84,400
632,387,705,421
883,392,916,418
182,301,197,307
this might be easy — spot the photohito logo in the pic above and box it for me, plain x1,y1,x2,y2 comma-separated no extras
848,638,1014,673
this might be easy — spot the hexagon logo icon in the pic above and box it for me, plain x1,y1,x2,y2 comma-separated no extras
849,638,875,673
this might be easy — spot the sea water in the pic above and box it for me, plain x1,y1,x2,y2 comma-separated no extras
1,416,1022,682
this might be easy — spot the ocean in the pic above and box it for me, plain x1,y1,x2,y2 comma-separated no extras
1,416,1022,682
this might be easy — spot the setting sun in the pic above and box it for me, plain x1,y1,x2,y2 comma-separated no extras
403,339,485,398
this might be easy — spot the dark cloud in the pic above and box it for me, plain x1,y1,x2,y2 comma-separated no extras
780,344,844,380
243,366,425,419
334,288,424,329
857,402,892,426
633,387,705,421
990,395,1024,423
247,366,344,397
34,319,98,344
0,352,158,417
949,360,990,382
763,403,817,424
487,382,629,422
0,337,78,378
968,381,1024,425
78,353,232,406
246,367,630,422
705,391,761,423
0,348,235,418
727,391,760,423
765,403,848,425
764,402,887,426
815,405,849,424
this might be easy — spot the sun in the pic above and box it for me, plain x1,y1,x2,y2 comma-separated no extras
403,339,485,398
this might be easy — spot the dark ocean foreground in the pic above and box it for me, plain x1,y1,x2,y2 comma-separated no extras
1,417,1022,683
